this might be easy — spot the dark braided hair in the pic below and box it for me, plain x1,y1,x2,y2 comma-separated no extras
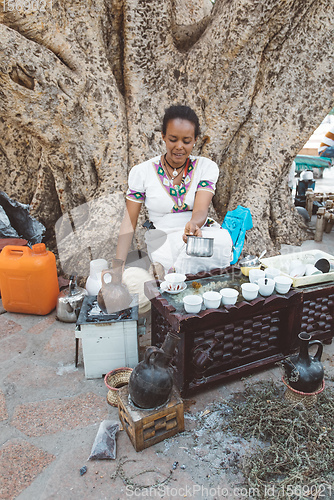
162,105,200,138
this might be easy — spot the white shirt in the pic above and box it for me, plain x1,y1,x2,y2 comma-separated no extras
126,155,219,225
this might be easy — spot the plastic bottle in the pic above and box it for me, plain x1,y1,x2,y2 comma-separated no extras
0,243,59,315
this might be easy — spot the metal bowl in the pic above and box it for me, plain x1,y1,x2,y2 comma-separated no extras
239,254,260,267
239,254,261,276
186,236,214,257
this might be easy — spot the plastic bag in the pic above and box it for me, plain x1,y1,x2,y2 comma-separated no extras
221,205,253,265
0,206,20,238
88,420,119,460
0,190,45,244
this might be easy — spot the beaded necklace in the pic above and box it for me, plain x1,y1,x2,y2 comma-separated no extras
164,153,188,178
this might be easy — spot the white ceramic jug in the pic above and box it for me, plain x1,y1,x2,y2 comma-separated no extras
85,258,108,295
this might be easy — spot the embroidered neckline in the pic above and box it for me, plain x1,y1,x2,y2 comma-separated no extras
154,157,197,212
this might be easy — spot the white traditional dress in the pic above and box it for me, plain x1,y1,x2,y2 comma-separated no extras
126,155,232,275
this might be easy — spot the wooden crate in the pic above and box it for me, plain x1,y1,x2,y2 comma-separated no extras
117,386,184,452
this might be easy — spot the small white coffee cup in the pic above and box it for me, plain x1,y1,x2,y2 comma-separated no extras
289,261,306,278
241,282,259,301
164,273,186,292
249,268,265,284
183,295,203,314
265,267,281,280
274,276,293,294
305,264,322,277
257,277,275,297
220,288,239,305
203,291,221,309
289,259,302,272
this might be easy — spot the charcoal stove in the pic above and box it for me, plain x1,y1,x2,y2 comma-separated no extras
75,294,139,379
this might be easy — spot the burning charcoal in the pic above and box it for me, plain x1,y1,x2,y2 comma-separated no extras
79,296,135,324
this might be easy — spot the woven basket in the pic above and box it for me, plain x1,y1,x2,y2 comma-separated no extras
104,368,133,407
282,377,325,408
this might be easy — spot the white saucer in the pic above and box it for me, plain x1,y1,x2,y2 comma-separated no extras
160,282,187,294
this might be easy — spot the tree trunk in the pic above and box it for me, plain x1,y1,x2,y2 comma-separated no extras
0,0,333,275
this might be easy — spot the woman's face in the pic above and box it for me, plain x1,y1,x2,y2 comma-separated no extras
162,118,196,167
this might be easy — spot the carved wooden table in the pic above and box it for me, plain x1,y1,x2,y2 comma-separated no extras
144,267,334,396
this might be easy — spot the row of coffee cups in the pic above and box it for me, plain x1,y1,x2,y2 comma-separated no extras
242,275,292,298
183,289,237,313
183,274,293,313
248,268,293,295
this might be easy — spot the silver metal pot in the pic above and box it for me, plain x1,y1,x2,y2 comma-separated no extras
56,276,88,323
186,236,214,257
238,255,260,268
238,251,267,276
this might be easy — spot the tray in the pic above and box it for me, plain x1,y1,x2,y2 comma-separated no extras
260,250,334,287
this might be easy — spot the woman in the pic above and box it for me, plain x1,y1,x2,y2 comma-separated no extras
116,105,232,275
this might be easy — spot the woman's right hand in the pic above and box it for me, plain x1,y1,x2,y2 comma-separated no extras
182,190,212,243
182,221,202,243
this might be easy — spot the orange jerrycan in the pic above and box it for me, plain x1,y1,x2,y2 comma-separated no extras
0,243,59,315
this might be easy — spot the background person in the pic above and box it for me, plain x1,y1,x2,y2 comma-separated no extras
318,124,334,158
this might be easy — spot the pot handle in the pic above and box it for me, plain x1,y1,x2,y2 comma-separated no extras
68,275,76,296
101,269,112,285
144,346,163,365
308,340,323,361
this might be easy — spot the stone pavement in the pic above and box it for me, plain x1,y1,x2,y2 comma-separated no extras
0,302,256,500
0,230,334,500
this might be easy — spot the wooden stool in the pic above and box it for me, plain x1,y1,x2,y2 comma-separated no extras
117,386,184,452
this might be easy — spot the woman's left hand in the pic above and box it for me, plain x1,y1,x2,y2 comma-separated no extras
183,221,202,243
